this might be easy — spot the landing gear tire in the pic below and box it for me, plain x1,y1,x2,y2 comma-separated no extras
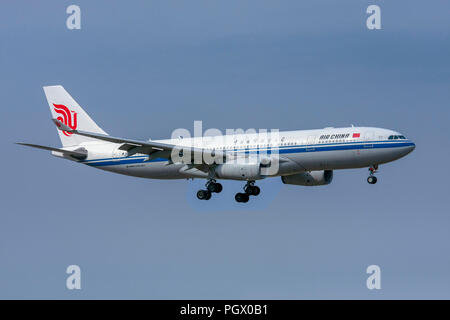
214,183,223,193
367,176,377,184
251,185,260,196
244,185,260,196
197,189,212,200
235,193,249,203
206,181,223,193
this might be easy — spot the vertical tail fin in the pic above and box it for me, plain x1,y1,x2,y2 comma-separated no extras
43,85,107,147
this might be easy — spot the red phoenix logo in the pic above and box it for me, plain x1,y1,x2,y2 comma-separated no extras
53,104,78,136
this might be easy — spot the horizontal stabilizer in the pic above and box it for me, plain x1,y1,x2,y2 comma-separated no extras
16,143,87,160
52,118,74,133
52,118,174,151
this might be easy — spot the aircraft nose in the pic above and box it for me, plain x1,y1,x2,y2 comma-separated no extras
407,141,416,153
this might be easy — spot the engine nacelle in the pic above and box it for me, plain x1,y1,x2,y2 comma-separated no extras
281,170,333,186
215,163,261,180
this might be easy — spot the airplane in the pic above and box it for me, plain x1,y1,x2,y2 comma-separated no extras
17,85,415,203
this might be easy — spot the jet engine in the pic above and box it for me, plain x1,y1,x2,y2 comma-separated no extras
281,170,333,186
215,163,261,180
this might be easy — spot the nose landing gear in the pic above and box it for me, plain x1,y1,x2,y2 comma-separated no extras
367,165,378,184
235,181,261,203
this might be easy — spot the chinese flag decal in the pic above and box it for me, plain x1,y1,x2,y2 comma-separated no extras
353,133,360,138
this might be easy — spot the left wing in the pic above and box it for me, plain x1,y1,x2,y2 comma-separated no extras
16,143,88,160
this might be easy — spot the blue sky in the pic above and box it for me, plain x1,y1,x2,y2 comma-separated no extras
1,0,449,298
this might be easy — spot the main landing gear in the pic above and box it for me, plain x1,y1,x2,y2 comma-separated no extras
196,179,223,200
367,165,378,184
195,179,261,203
235,181,261,203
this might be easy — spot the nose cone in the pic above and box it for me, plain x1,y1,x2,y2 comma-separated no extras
406,141,416,155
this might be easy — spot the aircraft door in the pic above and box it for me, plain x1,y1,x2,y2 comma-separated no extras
306,135,316,152
364,131,374,148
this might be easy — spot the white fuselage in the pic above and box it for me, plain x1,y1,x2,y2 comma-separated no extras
68,126,415,180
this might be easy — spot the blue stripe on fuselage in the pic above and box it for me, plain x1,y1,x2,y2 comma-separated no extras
85,157,166,167
83,140,415,167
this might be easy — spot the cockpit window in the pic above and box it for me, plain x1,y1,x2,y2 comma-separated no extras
388,135,407,140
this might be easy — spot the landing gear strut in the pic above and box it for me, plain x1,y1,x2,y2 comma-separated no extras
244,181,260,196
367,165,378,184
235,181,261,203
196,179,222,200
